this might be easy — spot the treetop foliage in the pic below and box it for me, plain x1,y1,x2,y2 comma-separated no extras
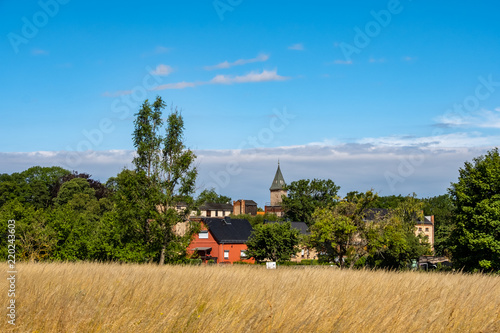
246,221,300,263
448,148,500,271
281,178,340,225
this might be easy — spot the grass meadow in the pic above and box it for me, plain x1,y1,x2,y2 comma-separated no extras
2,262,499,332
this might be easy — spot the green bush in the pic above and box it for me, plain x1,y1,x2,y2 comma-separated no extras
188,259,202,265
299,259,320,265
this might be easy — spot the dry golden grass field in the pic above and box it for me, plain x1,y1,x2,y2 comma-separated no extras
2,262,499,332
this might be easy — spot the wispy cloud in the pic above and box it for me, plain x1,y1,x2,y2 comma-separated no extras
152,81,197,90
369,58,385,63
142,46,171,57
357,132,500,148
435,109,500,129
154,46,170,54
204,54,269,70
32,48,49,56
332,59,353,65
152,69,289,90
3,144,493,205
403,56,417,62
150,64,173,76
57,63,73,68
210,69,289,84
102,90,133,97
288,43,304,51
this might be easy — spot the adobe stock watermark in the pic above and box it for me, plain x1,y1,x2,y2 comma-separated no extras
384,150,426,192
205,107,295,191
384,73,500,192
213,0,243,21
6,220,17,326
7,0,70,54
339,0,410,62
442,74,500,121
62,66,163,170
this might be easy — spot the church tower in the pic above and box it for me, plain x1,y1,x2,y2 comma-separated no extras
269,162,287,206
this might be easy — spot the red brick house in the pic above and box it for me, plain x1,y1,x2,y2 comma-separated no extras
188,217,255,264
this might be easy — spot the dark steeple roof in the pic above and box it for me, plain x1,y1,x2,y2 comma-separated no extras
270,162,286,191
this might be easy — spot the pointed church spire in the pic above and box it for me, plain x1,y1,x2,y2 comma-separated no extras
270,162,285,191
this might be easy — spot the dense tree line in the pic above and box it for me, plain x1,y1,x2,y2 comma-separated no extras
277,148,500,272
1,97,198,264
1,98,498,271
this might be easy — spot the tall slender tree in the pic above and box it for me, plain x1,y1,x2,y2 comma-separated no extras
132,96,197,264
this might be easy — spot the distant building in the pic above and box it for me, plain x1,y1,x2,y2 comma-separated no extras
415,215,435,251
172,202,232,236
265,162,287,217
198,202,233,218
233,199,258,216
187,217,255,264
172,201,232,218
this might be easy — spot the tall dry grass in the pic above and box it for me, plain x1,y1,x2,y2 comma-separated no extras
2,262,499,332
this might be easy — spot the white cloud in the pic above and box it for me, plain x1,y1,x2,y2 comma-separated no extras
210,69,290,84
435,109,500,129
3,145,493,207
152,81,197,90
204,54,269,70
369,58,385,63
357,132,500,148
154,46,170,54
142,46,171,57
403,56,417,62
333,59,353,65
31,48,49,55
288,43,304,51
150,64,173,76
152,69,290,90
102,90,133,97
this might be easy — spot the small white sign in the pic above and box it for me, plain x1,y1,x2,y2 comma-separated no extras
266,262,276,269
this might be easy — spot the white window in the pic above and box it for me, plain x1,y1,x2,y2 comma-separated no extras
199,230,208,239
240,250,247,258
224,250,229,259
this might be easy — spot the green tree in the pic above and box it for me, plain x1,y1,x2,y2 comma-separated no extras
196,188,231,205
104,169,158,262
0,166,70,209
365,214,430,269
311,206,357,268
371,194,408,209
132,96,197,264
422,194,454,256
310,191,377,268
246,222,300,262
281,179,340,226
231,212,280,227
365,195,431,269
0,199,57,261
54,178,96,206
448,148,500,271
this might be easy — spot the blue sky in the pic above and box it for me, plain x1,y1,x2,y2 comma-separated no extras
1,0,500,206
